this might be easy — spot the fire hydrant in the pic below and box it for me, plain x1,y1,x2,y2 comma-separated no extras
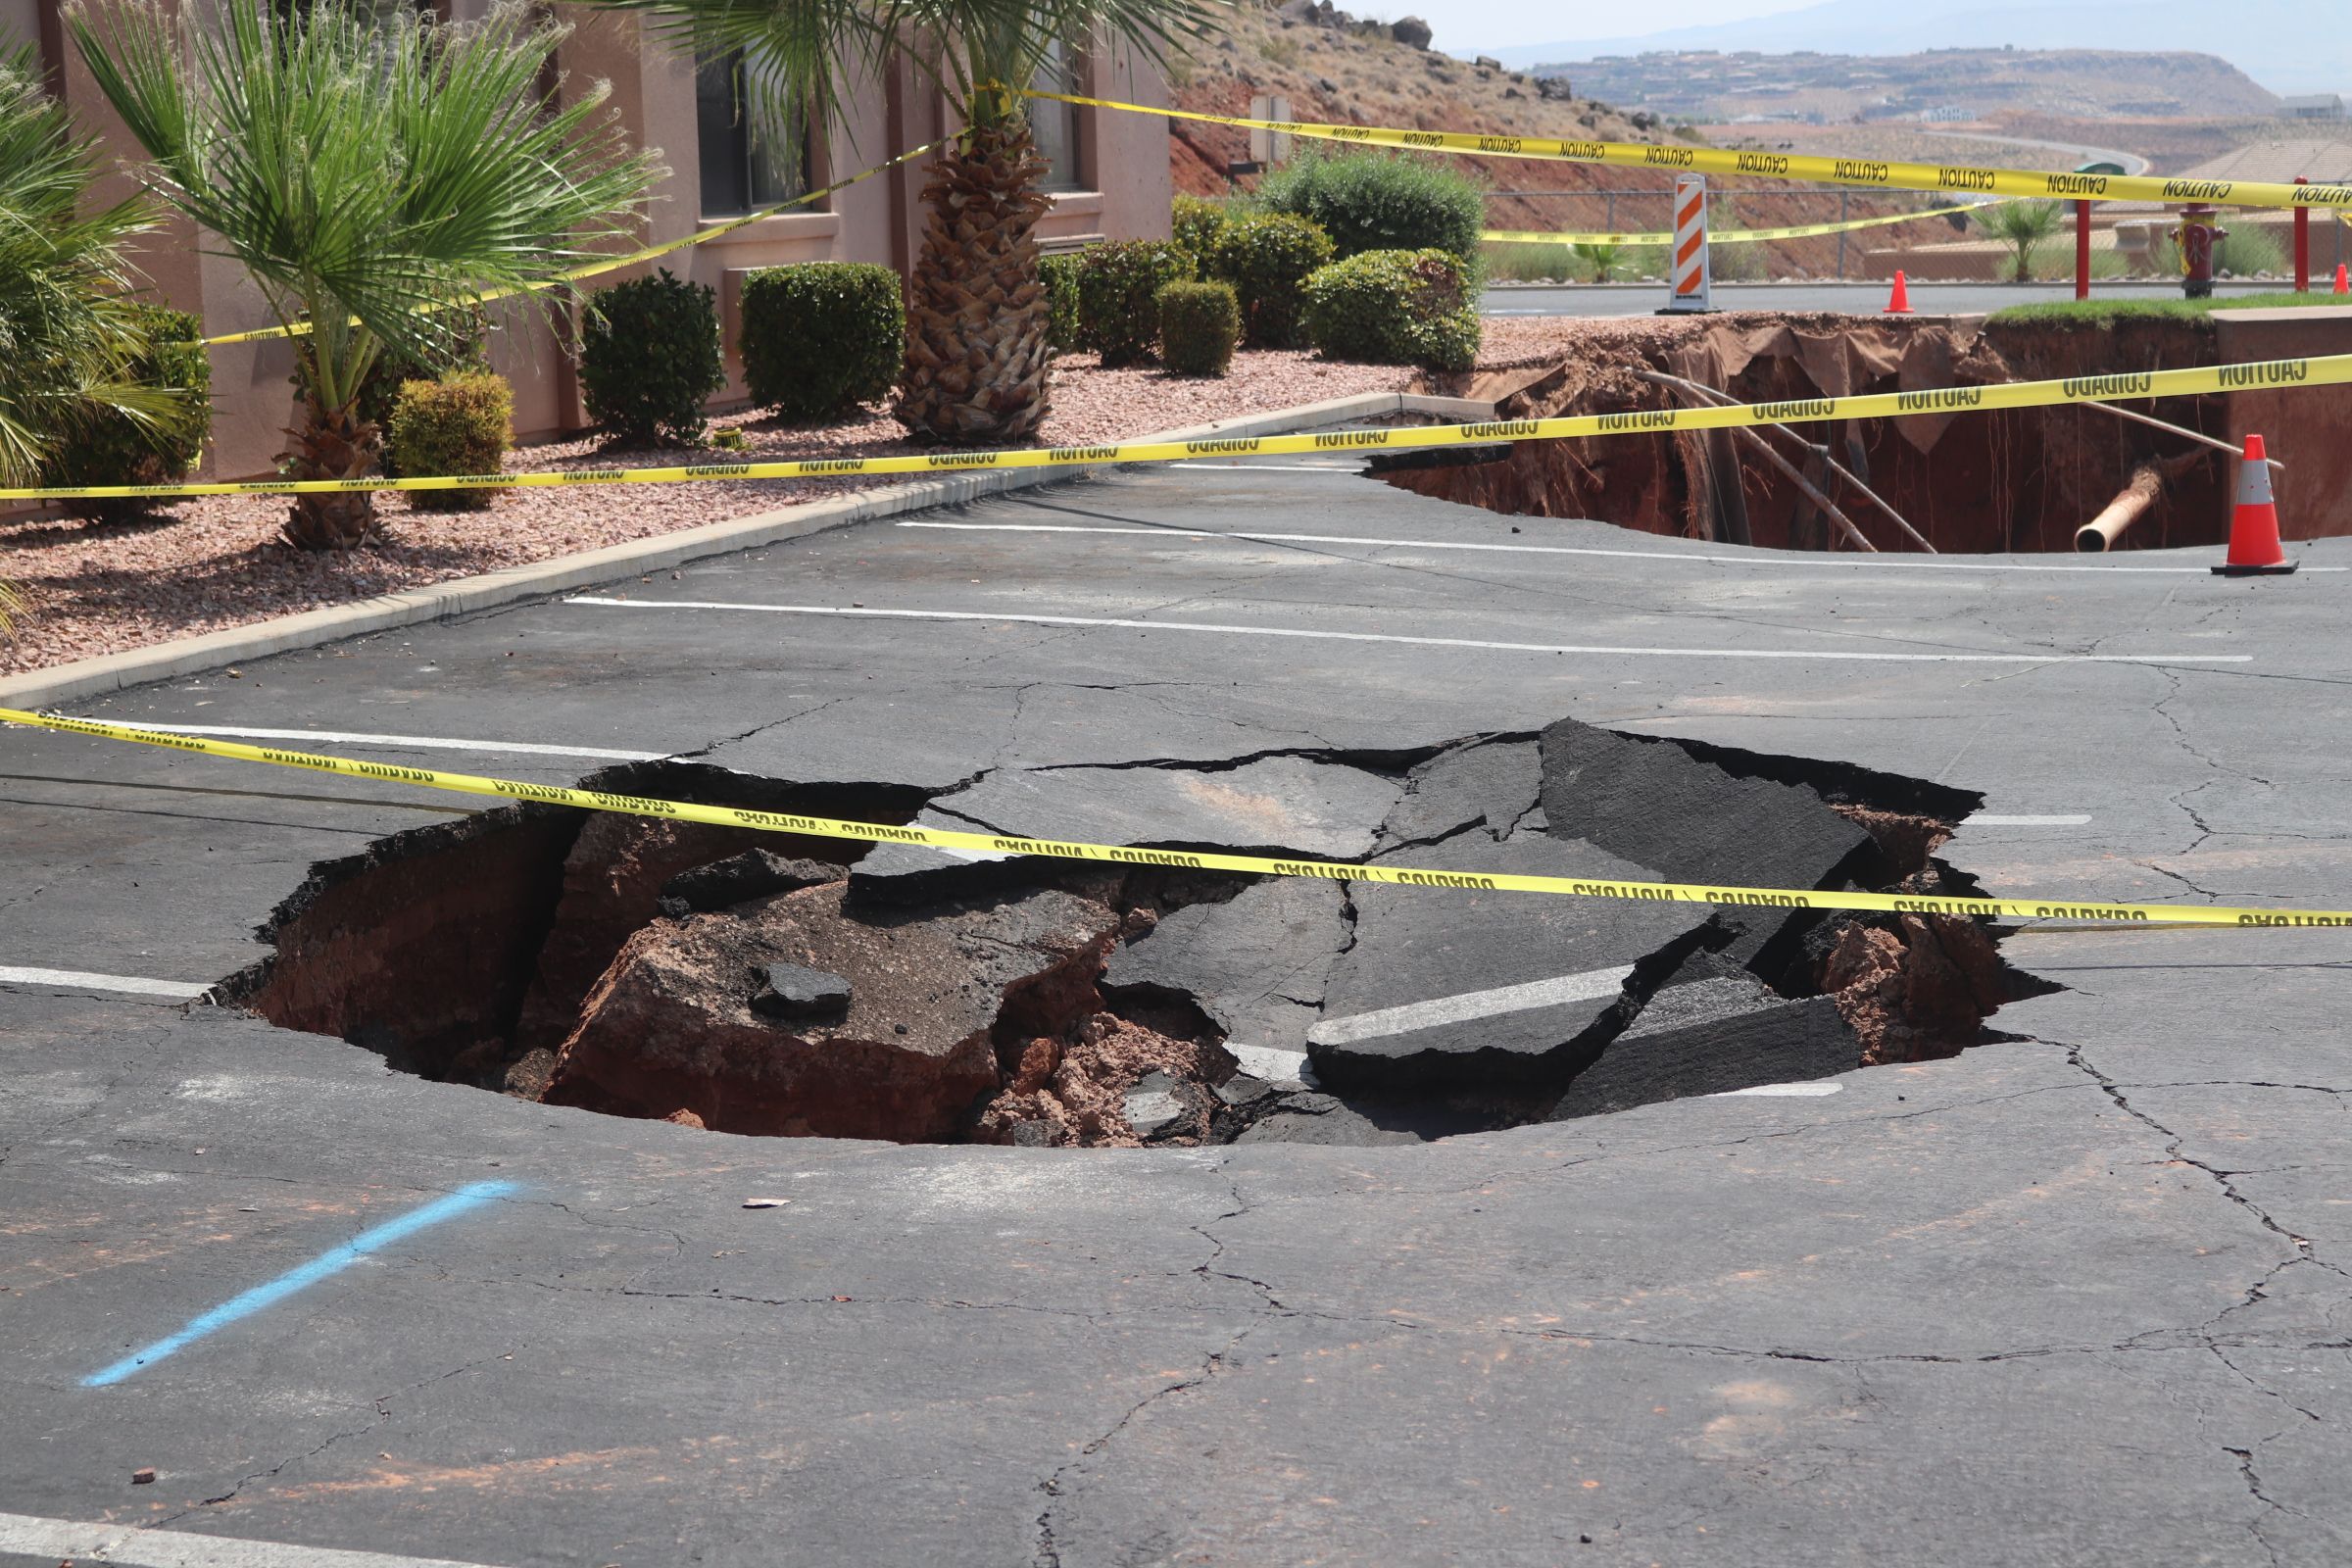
2173,203,2228,299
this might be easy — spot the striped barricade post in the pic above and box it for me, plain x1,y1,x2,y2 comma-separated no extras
1668,173,1711,313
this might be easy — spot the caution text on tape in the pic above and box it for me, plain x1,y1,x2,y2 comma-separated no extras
2,709,2345,929
1034,87,2352,213
2,352,2336,504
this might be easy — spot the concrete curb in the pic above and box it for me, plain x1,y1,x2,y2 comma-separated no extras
2,390,1481,711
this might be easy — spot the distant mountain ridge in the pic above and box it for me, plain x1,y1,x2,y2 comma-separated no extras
1487,0,2352,97
1535,44,2278,126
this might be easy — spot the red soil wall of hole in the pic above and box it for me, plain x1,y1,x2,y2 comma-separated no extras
1403,313,2352,554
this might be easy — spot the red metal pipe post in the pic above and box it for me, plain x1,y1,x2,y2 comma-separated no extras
2076,200,2092,300
2297,175,2312,293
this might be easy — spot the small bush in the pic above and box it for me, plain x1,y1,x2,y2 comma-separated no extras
1258,148,1485,262
1039,253,1084,353
1172,193,1232,274
1208,212,1334,348
356,309,487,476
1301,248,1481,372
1070,240,1193,367
1155,280,1239,376
39,303,212,521
739,262,905,422
388,371,513,513
578,268,725,446
2217,225,2286,279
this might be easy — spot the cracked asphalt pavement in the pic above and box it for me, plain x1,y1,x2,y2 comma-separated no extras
4,458,2350,1565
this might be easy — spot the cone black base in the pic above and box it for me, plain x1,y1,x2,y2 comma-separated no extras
2212,562,2299,576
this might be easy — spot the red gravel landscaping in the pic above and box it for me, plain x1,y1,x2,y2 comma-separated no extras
0,350,1415,678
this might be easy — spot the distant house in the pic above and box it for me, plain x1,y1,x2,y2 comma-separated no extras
2282,94,2346,121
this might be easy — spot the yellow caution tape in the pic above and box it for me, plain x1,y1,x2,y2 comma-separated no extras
1484,200,1995,249
3,352,2337,504
1037,87,2352,213
1,708,2339,929
197,140,946,348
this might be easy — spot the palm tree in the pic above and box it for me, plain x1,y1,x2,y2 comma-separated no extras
1978,200,2065,284
0,46,198,635
66,0,657,549
581,0,1216,443
0,47,192,497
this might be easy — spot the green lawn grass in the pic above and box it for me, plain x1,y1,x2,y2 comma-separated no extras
1988,291,2352,327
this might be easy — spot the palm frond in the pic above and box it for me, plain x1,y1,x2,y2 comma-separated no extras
65,0,659,413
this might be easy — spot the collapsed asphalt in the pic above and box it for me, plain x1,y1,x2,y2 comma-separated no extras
4,454,2351,1565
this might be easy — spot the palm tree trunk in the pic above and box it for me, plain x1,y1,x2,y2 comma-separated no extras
894,122,1055,444
280,389,381,550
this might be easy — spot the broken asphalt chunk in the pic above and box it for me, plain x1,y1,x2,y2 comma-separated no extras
749,961,853,1023
662,850,842,916
1310,834,1711,1093
1537,719,1875,965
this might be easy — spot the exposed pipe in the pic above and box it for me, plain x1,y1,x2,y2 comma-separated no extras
1638,369,1935,551
2080,400,2284,471
2075,465,2166,553
2074,452,2206,553
1726,424,1878,552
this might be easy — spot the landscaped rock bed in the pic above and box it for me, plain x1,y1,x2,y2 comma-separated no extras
221,714,2045,1147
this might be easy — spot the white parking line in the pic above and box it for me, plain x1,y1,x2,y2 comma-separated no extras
0,1511,505,1568
0,966,209,1000
70,720,664,762
1308,966,1636,1047
1714,1082,1845,1099
898,520,2347,574
565,597,2253,666
1966,813,2094,827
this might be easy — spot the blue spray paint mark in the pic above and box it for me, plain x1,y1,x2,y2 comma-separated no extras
82,1179,519,1388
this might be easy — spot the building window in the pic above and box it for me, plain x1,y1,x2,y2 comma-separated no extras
1030,41,1084,193
696,52,813,219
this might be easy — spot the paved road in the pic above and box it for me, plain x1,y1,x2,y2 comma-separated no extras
4,455,2350,1566
1486,279,2298,317
1912,125,2151,177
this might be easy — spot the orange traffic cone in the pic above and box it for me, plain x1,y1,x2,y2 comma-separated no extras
2213,434,2297,576
1885,270,1914,315
2334,263,2349,295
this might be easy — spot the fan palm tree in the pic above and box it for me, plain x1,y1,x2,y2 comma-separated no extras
582,0,1218,443
66,0,658,549
1978,199,2065,284
0,47,197,634
0,47,192,497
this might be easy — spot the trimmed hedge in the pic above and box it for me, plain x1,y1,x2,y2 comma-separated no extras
1069,239,1193,367
39,303,212,521
1258,148,1485,262
356,309,487,476
1171,193,1232,274
387,371,514,513
1039,253,1084,353
1155,280,1239,376
1208,212,1333,349
1301,248,1481,372
579,268,725,446
739,262,905,421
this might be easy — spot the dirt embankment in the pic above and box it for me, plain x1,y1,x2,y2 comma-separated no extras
1400,313,2250,555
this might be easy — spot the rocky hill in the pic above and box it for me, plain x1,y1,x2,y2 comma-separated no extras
1537,47,2279,126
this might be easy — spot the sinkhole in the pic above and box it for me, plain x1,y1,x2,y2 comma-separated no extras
219,715,2055,1148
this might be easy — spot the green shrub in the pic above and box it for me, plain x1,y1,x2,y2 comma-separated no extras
1039,252,1084,353
1070,239,1193,367
355,309,487,476
1258,148,1486,262
387,371,513,513
1301,248,1481,372
1172,193,1231,274
1155,280,1239,376
578,268,725,446
1207,212,1334,348
739,261,904,422
39,303,212,522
